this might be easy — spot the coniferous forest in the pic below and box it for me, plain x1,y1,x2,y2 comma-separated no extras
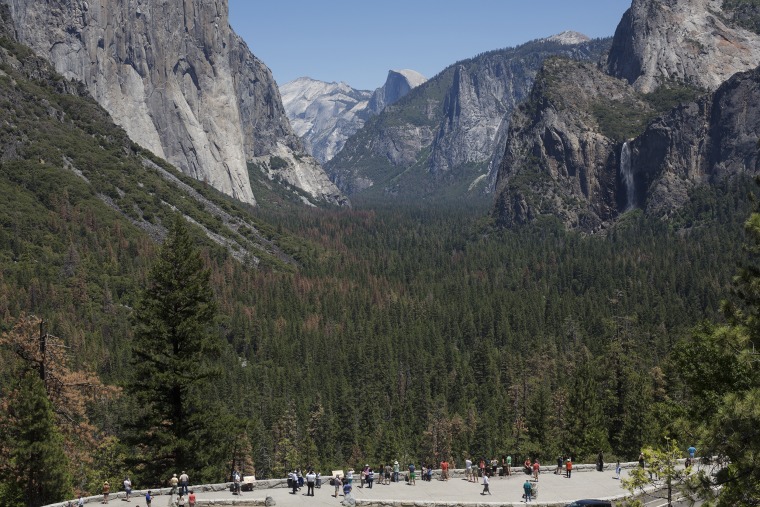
0,159,757,503
0,9,759,502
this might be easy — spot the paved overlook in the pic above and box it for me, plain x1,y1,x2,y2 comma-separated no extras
52,462,680,507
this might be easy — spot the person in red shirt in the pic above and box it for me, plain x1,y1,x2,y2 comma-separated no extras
188,490,196,507
532,459,540,481
441,460,449,481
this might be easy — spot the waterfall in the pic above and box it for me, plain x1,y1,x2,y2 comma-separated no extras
620,141,634,210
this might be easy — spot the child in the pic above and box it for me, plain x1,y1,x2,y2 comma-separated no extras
481,473,491,495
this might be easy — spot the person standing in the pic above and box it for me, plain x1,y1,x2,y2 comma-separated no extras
532,459,540,481
333,475,342,497
555,456,563,475
306,469,316,496
523,479,532,502
367,468,374,488
565,458,572,478
384,463,391,485
393,461,399,483
342,479,352,499
638,452,645,468
289,471,298,494
615,461,621,480
506,455,512,476
481,473,491,495
145,491,152,507
597,451,604,472
170,473,179,495
102,480,110,504
179,471,189,496
78,495,84,507
188,490,196,507
408,463,416,485
441,459,449,481
123,477,132,501
688,445,697,459
465,458,473,482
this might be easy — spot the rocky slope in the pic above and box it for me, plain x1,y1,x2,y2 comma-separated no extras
493,59,656,231
280,70,426,165
1,0,344,206
326,34,610,200
280,78,373,165
607,0,760,92
367,69,427,114
629,65,760,218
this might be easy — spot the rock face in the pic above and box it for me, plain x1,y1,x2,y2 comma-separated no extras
607,0,760,93
280,70,426,166
493,59,653,230
2,0,344,206
367,69,427,114
630,66,760,218
326,35,610,199
280,77,373,165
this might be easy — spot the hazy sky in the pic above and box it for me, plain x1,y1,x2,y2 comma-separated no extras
229,0,631,91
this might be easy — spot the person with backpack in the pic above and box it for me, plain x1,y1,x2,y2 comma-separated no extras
408,463,416,485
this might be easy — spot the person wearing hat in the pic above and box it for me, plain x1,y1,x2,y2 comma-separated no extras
169,473,179,495
102,480,110,504
393,461,399,483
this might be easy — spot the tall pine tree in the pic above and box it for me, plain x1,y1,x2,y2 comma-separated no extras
0,373,72,507
125,217,225,484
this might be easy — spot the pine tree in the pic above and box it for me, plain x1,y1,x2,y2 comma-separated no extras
0,373,72,507
124,217,224,484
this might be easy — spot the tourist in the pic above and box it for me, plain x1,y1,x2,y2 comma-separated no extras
367,467,374,488
102,480,110,504
465,457,473,482
506,454,512,476
532,459,540,481
615,461,621,480
233,470,241,494
441,459,449,481
178,495,185,507
481,472,491,495
426,465,432,482
334,474,341,497
123,477,132,501
347,468,354,485
479,458,485,478
638,452,645,468
361,465,368,488
145,491,152,507
170,473,179,495
491,457,499,477
78,495,84,507
565,458,572,478
555,456,563,474
384,463,392,485
306,469,316,496
408,462,416,485
343,479,352,499
597,451,604,472
688,445,696,459
523,478,532,502
289,471,298,494
393,461,399,483
188,490,196,507
179,471,189,495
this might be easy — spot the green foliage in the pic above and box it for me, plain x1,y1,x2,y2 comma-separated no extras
722,0,760,34
124,217,229,485
622,439,694,505
0,374,72,507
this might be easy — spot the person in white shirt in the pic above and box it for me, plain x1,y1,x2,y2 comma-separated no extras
482,473,491,495
465,458,473,482
179,471,189,496
306,470,317,496
123,477,132,501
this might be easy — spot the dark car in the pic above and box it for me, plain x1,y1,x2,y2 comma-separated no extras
565,501,613,507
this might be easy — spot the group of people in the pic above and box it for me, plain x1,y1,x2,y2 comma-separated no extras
288,469,320,495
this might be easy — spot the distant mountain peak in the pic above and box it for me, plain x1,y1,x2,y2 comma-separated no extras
541,31,591,45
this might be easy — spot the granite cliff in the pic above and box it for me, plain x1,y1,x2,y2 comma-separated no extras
326,34,610,200
280,70,426,166
494,0,760,231
607,0,760,93
2,0,344,206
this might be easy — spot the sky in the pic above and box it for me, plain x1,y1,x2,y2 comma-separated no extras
228,0,632,91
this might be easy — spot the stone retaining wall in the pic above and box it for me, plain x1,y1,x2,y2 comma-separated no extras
46,459,685,507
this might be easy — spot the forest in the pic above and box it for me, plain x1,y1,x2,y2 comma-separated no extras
0,157,756,504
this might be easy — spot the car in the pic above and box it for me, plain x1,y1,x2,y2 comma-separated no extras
565,501,613,507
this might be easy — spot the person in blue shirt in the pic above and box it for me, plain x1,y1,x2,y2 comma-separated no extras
343,480,352,498
688,445,696,458
523,479,532,502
